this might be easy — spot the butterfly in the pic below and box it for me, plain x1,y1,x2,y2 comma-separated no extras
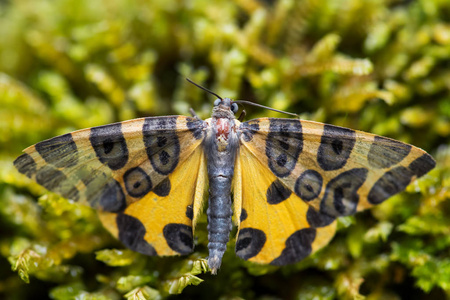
14,82,435,275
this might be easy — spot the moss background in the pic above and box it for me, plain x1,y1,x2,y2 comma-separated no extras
0,0,449,299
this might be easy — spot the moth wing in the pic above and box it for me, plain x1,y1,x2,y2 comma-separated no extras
234,117,435,264
238,118,435,220
98,145,207,256
14,115,208,256
14,116,205,211
233,144,337,265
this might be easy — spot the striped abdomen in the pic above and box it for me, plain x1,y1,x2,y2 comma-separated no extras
207,176,233,274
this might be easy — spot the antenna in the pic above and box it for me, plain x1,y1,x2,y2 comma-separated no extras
233,100,299,117
186,78,298,117
186,78,223,100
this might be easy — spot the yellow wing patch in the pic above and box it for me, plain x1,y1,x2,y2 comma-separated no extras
233,147,336,264
98,145,207,256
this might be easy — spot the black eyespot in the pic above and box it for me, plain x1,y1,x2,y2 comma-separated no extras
231,103,238,113
214,99,221,106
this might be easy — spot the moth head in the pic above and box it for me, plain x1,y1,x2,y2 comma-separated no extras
186,78,239,116
214,98,239,114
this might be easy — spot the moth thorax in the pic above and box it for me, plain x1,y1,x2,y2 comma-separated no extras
215,118,231,152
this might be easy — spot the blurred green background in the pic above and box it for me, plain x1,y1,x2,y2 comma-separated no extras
0,0,449,299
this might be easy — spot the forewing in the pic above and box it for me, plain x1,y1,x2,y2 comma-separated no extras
238,118,435,223
14,116,205,211
233,145,336,265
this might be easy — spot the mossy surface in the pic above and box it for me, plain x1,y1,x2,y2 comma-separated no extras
0,0,449,299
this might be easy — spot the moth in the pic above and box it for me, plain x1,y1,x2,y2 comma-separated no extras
14,82,435,274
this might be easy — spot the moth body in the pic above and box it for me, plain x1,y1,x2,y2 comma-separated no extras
204,98,239,274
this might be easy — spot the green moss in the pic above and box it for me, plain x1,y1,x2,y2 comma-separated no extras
0,0,449,298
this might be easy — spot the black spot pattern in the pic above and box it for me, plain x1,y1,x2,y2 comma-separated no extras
35,133,78,168
271,228,316,265
153,178,171,197
35,166,79,201
368,166,413,205
163,223,194,255
157,136,167,147
186,117,205,140
98,179,126,212
368,136,411,169
408,153,436,177
240,120,260,142
123,167,152,198
186,205,193,220
143,117,180,175
295,169,323,201
235,228,266,260
306,206,335,228
240,208,248,222
90,123,129,170
321,168,368,217
14,153,37,178
317,125,356,171
266,179,292,204
116,213,157,256
265,119,303,178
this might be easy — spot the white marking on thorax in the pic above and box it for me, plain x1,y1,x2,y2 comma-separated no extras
215,118,233,152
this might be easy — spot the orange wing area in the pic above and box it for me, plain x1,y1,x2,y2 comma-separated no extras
233,145,336,265
98,146,207,256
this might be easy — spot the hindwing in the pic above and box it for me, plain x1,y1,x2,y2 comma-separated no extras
98,145,207,256
233,147,337,264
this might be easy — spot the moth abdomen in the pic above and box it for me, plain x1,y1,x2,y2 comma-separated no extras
206,171,234,274
207,204,232,274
